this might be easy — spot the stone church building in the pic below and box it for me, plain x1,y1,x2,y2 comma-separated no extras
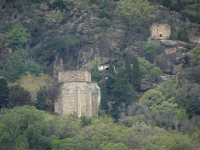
54,70,101,117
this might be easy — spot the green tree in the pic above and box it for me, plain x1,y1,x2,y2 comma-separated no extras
143,42,162,62
35,87,48,110
99,83,109,111
45,8,65,28
190,45,200,66
131,57,141,92
115,0,155,28
45,34,78,61
8,25,31,49
9,85,32,108
111,68,134,118
0,50,41,80
51,0,66,10
149,67,163,79
0,78,9,109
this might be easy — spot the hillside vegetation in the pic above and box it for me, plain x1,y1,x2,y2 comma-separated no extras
1,0,200,149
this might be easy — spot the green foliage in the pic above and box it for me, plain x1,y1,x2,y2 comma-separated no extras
91,58,102,72
138,132,195,150
137,57,162,79
115,0,155,27
143,42,162,62
96,17,110,27
98,10,109,19
0,78,9,109
52,138,76,150
9,85,32,108
0,106,80,149
51,0,66,10
111,68,135,118
0,50,41,80
45,8,65,27
35,87,48,110
181,11,200,24
131,57,141,92
90,58,102,82
190,45,200,66
43,34,78,61
99,83,109,111
177,26,188,42
149,67,163,79
8,25,31,49
101,143,128,150
176,108,188,123
94,27,102,34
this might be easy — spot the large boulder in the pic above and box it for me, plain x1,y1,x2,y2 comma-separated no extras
154,52,190,74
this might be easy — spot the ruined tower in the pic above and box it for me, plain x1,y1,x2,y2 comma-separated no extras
54,70,101,117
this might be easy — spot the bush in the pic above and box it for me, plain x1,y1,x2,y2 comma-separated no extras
94,27,102,34
9,85,32,108
98,10,109,19
96,17,110,27
7,25,31,49
150,67,163,79
51,0,66,10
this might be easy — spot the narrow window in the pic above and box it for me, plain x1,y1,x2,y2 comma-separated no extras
160,34,162,37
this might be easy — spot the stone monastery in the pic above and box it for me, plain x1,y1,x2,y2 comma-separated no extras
55,70,101,117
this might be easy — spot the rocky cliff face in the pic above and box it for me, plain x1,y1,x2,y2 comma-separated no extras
77,28,126,70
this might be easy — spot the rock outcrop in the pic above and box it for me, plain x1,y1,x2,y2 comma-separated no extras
77,28,126,70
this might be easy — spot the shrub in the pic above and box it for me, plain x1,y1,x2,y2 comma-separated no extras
98,10,109,19
96,17,110,27
94,27,102,34
7,25,31,49
9,85,32,108
150,67,163,79
0,78,9,109
51,0,66,10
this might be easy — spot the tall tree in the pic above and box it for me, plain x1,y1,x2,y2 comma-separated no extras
0,78,9,109
35,87,48,110
111,68,134,119
99,83,109,112
131,57,141,92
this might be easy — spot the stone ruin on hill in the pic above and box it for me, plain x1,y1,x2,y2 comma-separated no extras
151,24,171,40
54,70,101,117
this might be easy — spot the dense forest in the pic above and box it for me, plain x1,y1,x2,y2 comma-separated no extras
1,0,200,149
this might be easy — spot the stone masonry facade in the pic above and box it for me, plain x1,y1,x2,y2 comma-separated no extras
55,70,101,117
151,24,171,39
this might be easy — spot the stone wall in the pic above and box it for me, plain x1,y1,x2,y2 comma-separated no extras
58,70,91,82
55,71,100,117
151,24,171,39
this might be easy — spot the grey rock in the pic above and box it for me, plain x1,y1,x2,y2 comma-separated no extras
160,40,177,47
154,52,189,74
157,76,168,83
40,3,49,11
141,74,155,92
